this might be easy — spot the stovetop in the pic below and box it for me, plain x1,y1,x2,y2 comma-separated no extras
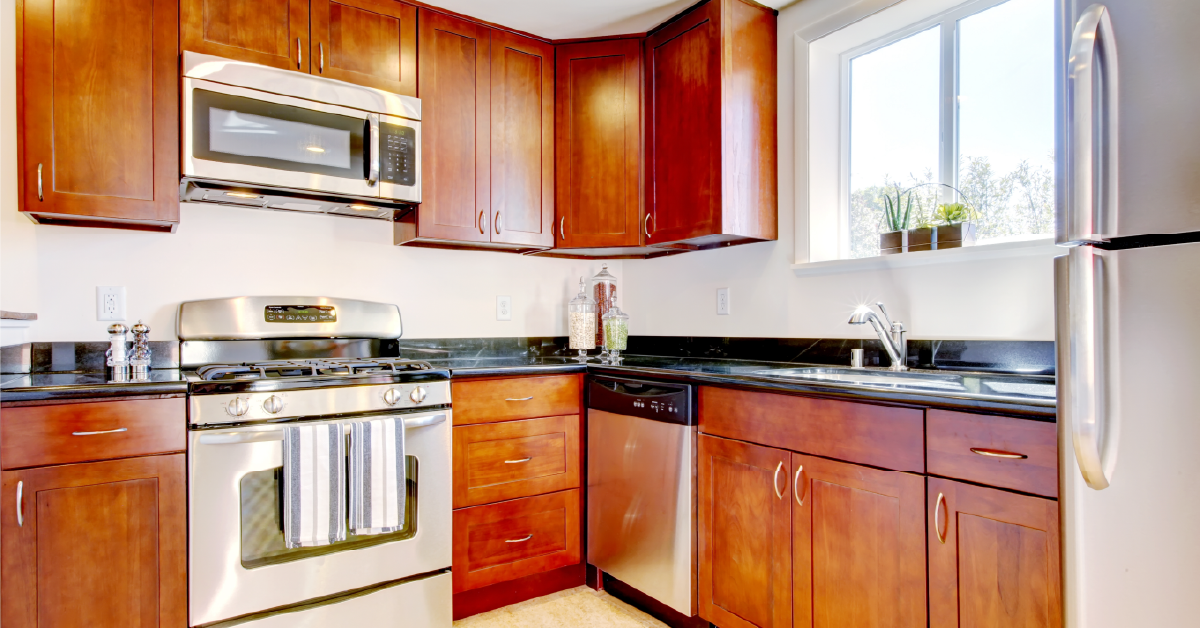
195,358,436,381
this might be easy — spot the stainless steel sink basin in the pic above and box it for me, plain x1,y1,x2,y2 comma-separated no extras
753,367,968,391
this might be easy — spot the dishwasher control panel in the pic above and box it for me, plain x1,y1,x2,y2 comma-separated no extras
588,377,693,426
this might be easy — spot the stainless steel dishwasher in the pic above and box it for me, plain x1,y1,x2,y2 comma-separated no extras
587,376,695,617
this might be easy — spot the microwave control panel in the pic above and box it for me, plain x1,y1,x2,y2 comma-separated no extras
379,123,416,187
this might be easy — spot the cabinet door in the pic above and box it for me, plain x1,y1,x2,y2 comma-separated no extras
310,0,416,96
928,478,1062,628
416,10,491,243
181,0,309,71
555,39,643,249
1,454,186,628
490,30,554,249
19,0,179,229
698,435,791,628
792,454,927,628
644,0,720,246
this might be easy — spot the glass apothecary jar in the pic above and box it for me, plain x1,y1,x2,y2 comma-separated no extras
568,277,597,362
602,296,629,364
591,264,617,349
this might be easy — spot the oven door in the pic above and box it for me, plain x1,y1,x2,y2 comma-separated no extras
187,410,451,626
184,77,382,200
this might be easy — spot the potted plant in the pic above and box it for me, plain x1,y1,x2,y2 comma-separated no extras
880,189,912,255
933,202,979,249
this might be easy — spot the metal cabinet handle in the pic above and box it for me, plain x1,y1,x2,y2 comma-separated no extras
16,481,23,527
504,458,531,464
297,38,302,69
772,461,785,499
495,212,503,234
37,164,43,201
560,216,565,240
72,427,128,436
644,214,653,238
934,492,947,544
479,210,487,234
506,534,532,543
793,466,805,506
970,447,1027,460
1065,4,1118,244
505,397,534,402
319,42,324,73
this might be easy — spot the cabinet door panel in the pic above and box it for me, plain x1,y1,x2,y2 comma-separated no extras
1,455,186,628
20,0,179,228
490,30,554,248
698,435,790,628
793,454,926,628
928,478,1062,628
311,0,416,96
416,10,490,243
555,39,643,249
181,0,309,71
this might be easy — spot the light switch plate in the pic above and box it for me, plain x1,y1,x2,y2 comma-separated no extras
97,286,127,321
716,288,730,315
496,296,512,321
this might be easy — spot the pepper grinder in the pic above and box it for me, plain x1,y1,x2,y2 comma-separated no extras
106,323,129,382
130,321,152,381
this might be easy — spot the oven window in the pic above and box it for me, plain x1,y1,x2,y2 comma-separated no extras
193,89,366,180
239,457,418,569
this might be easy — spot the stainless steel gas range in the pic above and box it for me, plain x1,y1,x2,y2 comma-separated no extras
178,297,451,628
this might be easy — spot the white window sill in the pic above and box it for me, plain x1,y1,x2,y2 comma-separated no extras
791,237,1060,277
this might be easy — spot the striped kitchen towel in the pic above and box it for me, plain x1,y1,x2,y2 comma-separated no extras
282,423,347,548
349,417,407,535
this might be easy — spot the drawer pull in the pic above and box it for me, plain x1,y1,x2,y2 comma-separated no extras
72,427,128,436
970,447,1028,460
934,492,947,544
505,397,534,402
504,457,532,464
506,534,533,543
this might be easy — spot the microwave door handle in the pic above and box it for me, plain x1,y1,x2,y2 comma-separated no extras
1065,4,1119,244
366,114,380,186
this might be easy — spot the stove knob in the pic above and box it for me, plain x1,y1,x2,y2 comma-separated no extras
226,397,249,417
410,386,427,404
263,395,284,414
383,388,401,406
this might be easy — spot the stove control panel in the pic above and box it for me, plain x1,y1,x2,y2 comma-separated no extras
192,381,451,426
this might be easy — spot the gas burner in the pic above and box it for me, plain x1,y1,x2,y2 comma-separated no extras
196,358,434,381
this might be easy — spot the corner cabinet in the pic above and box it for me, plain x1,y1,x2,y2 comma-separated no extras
645,0,778,250
396,10,554,253
18,0,180,231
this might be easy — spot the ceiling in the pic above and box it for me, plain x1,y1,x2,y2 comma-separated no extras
424,0,793,40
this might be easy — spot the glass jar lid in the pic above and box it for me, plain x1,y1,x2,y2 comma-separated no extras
569,277,597,312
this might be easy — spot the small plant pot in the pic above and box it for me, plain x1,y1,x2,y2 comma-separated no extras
906,227,933,252
880,231,904,255
934,222,978,249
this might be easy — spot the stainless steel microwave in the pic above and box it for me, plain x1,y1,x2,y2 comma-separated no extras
181,52,420,219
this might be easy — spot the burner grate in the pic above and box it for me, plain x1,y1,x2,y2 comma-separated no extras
197,358,434,381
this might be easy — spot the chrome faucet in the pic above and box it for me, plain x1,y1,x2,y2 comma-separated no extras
848,302,908,371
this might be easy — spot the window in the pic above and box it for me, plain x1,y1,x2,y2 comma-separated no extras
843,0,1055,259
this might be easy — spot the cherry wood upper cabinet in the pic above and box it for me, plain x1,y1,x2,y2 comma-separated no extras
792,453,927,628
490,31,554,249
181,0,310,72
698,435,791,628
1,454,186,628
18,0,179,231
554,39,643,250
645,0,777,250
928,478,1062,628
310,0,417,96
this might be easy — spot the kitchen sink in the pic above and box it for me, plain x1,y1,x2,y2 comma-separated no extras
753,367,968,391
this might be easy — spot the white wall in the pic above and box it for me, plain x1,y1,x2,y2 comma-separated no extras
622,0,1057,341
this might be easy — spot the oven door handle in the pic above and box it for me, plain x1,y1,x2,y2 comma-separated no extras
197,414,447,445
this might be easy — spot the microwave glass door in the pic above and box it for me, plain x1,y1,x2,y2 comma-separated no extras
193,89,368,182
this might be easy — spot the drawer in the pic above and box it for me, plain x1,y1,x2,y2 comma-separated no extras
452,375,581,425
452,489,581,593
453,415,580,509
699,387,925,473
1,398,186,470
927,410,1058,498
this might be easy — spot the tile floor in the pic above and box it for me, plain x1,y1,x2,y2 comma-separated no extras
453,586,669,628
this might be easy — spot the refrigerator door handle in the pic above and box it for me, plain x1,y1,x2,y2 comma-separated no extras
1060,247,1120,490
1063,4,1119,245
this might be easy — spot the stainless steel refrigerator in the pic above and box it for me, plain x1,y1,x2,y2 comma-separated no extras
1055,1,1200,626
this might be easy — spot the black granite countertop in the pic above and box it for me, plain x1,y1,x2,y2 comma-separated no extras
0,370,190,403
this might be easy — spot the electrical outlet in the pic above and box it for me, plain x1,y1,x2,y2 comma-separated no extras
716,288,730,315
496,296,512,321
97,286,127,321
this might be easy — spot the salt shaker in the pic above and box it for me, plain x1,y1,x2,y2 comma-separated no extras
130,321,152,380
107,323,129,381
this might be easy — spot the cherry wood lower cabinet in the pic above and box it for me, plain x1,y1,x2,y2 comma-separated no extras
697,435,791,628
0,454,187,628
452,414,581,508
792,453,927,628
928,478,1062,628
